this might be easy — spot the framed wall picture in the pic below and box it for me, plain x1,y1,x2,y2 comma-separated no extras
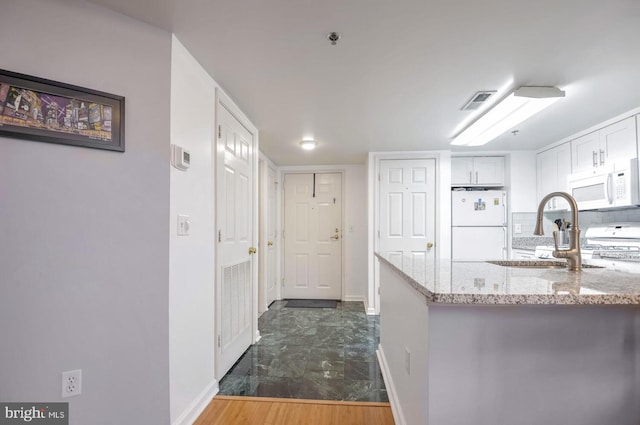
0,69,125,152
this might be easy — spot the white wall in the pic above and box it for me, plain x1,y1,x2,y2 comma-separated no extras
0,1,171,424
278,164,368,303
169,37,218,424
378,264,429,425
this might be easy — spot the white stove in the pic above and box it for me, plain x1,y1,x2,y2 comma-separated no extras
535,222,640,273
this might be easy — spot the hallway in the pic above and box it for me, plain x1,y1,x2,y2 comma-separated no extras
218,301,388,402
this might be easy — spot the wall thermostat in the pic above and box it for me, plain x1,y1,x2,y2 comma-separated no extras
171,144,190,171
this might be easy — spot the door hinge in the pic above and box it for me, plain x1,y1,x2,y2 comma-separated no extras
281,278,285,288
218,230,221,242
218,125,222,138
378,286,380,295
217,335,221,347
282,230,285,239
333,197,336,204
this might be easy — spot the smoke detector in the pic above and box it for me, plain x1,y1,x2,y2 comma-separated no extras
327,32,341,45
461,91,496,111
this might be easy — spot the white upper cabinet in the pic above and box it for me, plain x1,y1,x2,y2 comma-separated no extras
536,143,572,211
571,117,637,173
451,156,504,187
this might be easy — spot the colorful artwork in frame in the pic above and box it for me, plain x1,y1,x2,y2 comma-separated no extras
0,69,124,152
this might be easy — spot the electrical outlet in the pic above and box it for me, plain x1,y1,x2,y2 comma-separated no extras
405,348,411,375
62,369,82,398
514,223,522,234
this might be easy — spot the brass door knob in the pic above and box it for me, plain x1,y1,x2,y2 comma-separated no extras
331,235,339,240
267,241,273,246
427,242,434,249
248,247,257,255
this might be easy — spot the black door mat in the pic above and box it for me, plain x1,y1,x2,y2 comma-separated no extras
285,299,338,309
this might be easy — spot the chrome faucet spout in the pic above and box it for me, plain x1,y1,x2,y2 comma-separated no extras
534,192,582,271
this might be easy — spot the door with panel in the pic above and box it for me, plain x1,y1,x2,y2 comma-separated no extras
216,100,255,378
265,166,277,306
379,159,436,281
283,173,342,300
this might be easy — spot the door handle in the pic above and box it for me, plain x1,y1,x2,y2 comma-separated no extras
475,171,478,184
592,151,598,167
248,247,257,255
427,242,434,249
267,241,273,246
599,149,605,166
331,234,340,240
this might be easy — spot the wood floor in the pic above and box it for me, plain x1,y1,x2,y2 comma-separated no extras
194,396,395,425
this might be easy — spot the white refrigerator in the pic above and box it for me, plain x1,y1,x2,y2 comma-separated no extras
452,190,507,261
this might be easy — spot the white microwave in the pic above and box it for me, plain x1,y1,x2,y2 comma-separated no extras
568,159,639,210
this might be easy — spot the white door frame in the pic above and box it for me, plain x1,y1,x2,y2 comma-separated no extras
280,167,346,301
368,151,451,315
214,88,260,380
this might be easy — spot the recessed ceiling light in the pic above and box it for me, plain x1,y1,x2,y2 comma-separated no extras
300,139,317,150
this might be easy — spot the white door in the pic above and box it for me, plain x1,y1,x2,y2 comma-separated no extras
283,173,342,299
216,100,255,378
379,159,436,275
265,166,277,306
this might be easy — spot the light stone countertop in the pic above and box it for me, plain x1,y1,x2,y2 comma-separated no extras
376,253,640,305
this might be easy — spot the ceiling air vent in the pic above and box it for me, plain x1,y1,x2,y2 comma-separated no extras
461,91,496,111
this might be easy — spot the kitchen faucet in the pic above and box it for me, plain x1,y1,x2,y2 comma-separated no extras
533,192,582,271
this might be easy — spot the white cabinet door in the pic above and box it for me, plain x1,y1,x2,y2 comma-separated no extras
601,116,637,165
571,131,600,173
474,156,505,186
537,143,571,211
571,117,637,173
451,156,504,186
451,157,473,185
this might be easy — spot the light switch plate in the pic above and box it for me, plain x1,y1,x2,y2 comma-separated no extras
178,214,190,236
514,223,522,234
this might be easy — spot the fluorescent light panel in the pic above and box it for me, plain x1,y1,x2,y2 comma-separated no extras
451,86,565,146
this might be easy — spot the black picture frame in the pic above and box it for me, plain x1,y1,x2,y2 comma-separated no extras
0,69,125,152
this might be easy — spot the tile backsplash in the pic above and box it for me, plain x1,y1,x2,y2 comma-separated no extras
513,208,640,236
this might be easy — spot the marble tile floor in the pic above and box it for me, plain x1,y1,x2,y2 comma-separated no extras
218,301,388,402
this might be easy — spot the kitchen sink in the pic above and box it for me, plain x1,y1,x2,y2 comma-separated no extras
486,260,603,269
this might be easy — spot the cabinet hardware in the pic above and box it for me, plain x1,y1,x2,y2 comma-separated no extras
592,151,598,167
248,247,257,254
599,150,605,166
469,171,472,184
475,171,479,184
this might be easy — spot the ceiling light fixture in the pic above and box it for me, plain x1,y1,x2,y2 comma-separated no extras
300,139,317,150
451,86,565,146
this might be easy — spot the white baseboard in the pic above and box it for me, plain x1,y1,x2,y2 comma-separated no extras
254,329,262,343
172,380,218,425
343,295,365,303
377,346,406,425
367,306,377,315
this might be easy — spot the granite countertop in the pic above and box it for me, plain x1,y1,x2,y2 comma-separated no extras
375,253,640,305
